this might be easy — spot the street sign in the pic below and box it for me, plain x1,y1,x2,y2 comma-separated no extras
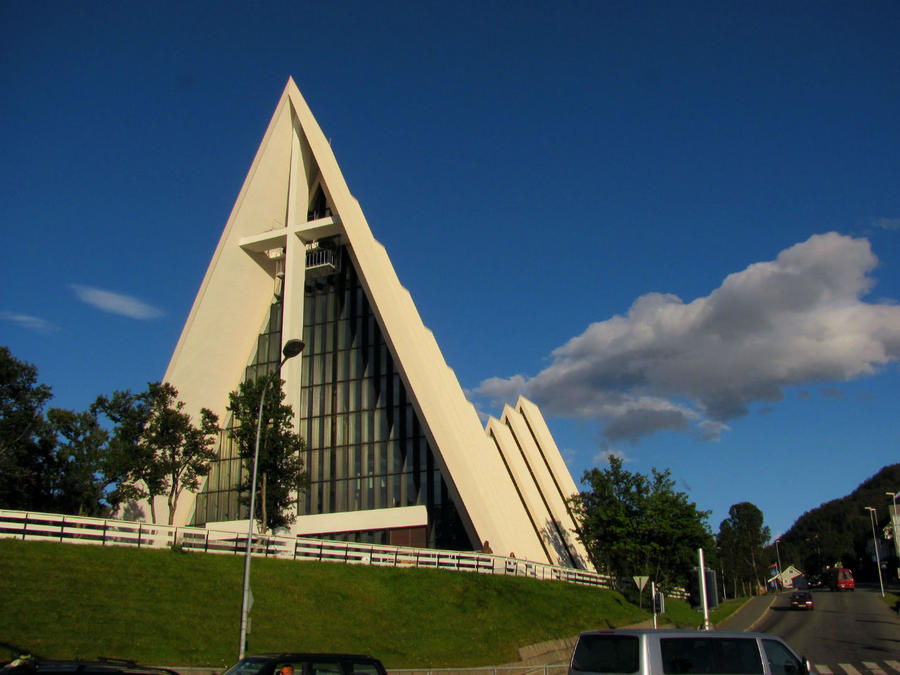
633,575,649,591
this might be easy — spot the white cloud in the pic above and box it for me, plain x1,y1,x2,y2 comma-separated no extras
593,447,633,466
477,232,900,442
873,217,900,231
0,312,57,333
70,285,163,320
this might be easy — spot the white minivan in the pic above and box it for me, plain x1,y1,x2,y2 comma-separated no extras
568,629,810,675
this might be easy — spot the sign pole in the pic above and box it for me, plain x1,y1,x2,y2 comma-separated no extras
698,548,711,631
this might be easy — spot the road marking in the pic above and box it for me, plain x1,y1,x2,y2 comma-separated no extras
838,666,862,675
862,663,886,674
815,664,900,675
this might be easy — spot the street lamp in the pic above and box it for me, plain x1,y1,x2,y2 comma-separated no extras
864,506,885,598
775,539,783,585
239,338,305,659
888,492,899,561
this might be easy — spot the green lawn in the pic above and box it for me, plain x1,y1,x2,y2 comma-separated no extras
1,540,649,669
660,596,748,628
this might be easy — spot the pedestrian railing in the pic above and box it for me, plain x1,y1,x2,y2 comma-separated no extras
0,509,614,590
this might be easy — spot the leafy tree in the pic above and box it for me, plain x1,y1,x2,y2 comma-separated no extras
94,383,219,524
92,388,156,514
45,408,111,516
716,502,770,596
0,347,56,510
139,382,219,525
569,456,715,590
227,376,308,533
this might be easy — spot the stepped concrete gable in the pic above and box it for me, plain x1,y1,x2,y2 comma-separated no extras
161,78,559,562
514,397,593,569
513,397,594,570
517,396,582,499
485,416,560,564
500,403,593,570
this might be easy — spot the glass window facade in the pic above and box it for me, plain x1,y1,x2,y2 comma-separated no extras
194,244,472,552
193,298,285,526
299,247,471,550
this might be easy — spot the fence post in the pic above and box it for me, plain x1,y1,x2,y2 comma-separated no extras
205,529,210,553
138,522,142,549
102,519,108,546
60,515,65,543
22,513,27,540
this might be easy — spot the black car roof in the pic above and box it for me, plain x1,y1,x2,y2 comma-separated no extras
244,655,378,661
1,658,178,675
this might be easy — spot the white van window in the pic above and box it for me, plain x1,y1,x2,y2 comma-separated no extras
660,637,763,674
762,639,804,675
571,635,639,674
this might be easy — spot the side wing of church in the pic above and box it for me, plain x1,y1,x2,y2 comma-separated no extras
161,78,593,570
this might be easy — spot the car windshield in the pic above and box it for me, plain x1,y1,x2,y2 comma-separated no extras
224,659,271,675
571,635,639,674
660,637,763,675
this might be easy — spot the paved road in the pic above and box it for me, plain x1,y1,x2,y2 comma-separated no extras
750,585,900,674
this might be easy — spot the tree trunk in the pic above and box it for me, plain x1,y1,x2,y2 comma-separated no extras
167,488,177,526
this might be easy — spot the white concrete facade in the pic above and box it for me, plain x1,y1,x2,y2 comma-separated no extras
160,78,593,570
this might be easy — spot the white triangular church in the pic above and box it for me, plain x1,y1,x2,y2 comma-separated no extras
161,77,592,570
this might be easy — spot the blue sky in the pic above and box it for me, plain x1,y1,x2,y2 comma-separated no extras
2,2,898,540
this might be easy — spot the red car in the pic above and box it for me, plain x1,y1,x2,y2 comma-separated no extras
829,567,855,591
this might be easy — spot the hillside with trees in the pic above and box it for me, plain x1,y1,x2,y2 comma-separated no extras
768,463,900,583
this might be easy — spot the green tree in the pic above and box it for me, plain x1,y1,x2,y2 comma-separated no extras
227,376,308,533
92,388,156,514
716,502,770,596
94,383,219,524
139,382,219,525
0,346,56,510
45,408,111,516
569,456,714,590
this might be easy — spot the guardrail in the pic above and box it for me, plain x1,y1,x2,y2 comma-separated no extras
0,509,614,589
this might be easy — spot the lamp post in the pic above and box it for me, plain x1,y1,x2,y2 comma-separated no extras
775,539,783,589
887,492,899,561
864,506,885,598
239,338,305,659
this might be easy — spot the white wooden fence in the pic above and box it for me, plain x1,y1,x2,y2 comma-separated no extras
0,509,613,589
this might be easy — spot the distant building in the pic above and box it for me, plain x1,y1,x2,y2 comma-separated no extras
773,565,805,589
158,78,593,570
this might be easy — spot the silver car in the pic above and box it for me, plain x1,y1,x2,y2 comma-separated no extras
569,629,810,675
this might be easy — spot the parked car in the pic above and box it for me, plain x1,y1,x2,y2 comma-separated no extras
224,653,387,675
790,590,814,610
0,657,177,675
569,629,810,675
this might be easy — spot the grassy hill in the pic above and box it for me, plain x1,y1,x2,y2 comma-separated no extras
0,539,740,669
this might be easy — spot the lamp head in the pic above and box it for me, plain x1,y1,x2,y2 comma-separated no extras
282,339,305,359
